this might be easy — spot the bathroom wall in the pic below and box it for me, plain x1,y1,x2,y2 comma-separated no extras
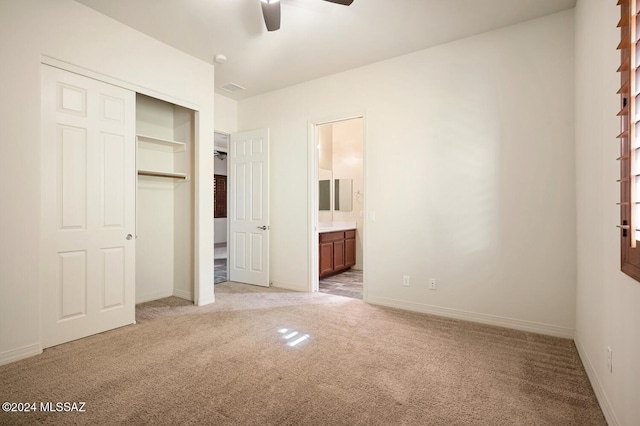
331,119,364,270
318,125,334,225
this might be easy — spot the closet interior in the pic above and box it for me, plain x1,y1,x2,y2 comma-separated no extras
135,94,194,303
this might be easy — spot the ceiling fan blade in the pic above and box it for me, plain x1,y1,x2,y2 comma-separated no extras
323,0,354,5
261,1,281,32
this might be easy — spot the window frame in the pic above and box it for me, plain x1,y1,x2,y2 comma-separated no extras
619,0,640,281
214,174,227,219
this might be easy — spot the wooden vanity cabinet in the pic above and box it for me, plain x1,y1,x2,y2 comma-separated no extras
345,230,356,267
333,240,345,270
319,230,356,278
319,241,334,276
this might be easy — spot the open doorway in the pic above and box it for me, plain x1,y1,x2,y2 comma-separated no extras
215,128,271,288
214,132,229,284
312,117,364,299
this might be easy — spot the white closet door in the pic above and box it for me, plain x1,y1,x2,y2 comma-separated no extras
229,129,270,287
40,65,136,348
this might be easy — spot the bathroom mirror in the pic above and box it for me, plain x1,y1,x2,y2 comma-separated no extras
319,180,331,211
334,178,352,212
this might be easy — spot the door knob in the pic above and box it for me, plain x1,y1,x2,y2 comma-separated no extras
126,234,133,240
257,226,267,230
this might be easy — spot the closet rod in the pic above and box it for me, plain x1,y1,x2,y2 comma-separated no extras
137,170,187,180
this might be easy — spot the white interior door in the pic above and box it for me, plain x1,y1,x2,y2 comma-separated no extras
229,129,270,287
41,65,136,348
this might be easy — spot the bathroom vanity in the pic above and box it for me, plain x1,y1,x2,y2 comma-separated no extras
319,225,356,278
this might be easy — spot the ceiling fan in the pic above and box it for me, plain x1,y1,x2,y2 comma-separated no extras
261,0,354,32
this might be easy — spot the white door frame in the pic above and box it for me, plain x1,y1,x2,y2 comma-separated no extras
214,131,230,281
307,114,367,299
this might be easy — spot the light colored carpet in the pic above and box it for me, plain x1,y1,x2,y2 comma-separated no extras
0,283,605,425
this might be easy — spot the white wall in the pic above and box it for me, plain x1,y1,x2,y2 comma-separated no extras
136,96,176,303
319,124,334,171
213,94,236,245
332,119,364,270
0,0,215,365
575,0,640,424
172,105,194,301
135,96,195,303
318,125,334,225
318,168,333,225
214,93,238,135
213,221,227,245
239,10,576,336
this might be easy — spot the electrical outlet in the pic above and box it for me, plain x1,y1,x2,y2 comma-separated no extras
402,275,410,287
429,278,437,290
607,346,613,373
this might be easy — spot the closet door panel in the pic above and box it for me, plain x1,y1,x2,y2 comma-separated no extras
41,65,136,349
102,247,125,310
58,125,87,230
101,132,125,227
58,250,88,320
100,95,125,124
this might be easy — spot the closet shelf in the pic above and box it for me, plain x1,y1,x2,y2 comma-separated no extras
136,134,186,153
137,169,188,180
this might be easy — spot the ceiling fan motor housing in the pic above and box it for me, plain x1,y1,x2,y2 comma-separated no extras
261,0,353,32
261,0,281,32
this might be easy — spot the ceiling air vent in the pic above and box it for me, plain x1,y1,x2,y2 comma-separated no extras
219,82,246,93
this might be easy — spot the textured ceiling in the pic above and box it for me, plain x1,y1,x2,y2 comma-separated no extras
74,0,576,100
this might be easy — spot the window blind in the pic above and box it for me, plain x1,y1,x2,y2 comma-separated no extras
214,174,227,219
618,0,640,280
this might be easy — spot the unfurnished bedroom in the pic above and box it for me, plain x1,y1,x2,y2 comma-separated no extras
0,0,638,425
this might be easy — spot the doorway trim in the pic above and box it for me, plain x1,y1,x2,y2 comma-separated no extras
308,113,367,300
213,131,230,285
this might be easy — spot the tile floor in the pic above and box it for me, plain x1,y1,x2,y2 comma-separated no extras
214,243,363,298
319,269,363,300
214,259,227,284
214,243,227,284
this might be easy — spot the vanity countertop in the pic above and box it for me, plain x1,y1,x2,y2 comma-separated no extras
318,223,357,233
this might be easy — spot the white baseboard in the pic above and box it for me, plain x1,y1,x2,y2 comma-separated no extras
269,280,305,292
574,337,619,426
135,289,174,304
0,343,42,366
196,294,215,306
172,288,193,301
367,296,575,339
